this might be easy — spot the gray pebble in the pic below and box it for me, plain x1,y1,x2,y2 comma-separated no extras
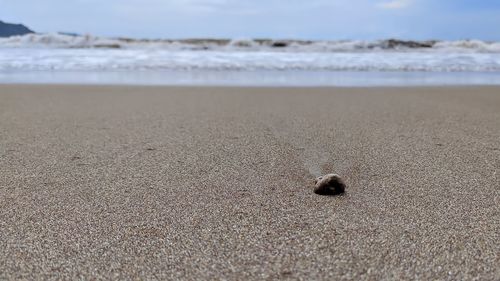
314,174,346,196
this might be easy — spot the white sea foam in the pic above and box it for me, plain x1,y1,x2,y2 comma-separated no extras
1,48,499,72
2,33,500,53
1,33,500,72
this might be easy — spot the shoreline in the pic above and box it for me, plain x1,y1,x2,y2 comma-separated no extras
2,83,500,90
1,70,500,87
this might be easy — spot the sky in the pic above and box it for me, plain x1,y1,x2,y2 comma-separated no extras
1,0,499,40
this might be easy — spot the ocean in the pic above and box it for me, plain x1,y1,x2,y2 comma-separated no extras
1,33,500,86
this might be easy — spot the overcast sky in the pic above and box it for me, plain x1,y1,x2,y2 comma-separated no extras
1,0,499,40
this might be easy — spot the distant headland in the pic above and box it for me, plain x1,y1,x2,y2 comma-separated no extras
0,20,34,37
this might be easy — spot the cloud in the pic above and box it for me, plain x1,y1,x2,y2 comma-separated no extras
377,0,412,10
1,0,499,40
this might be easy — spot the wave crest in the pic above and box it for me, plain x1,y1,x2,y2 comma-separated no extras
1,33,500,53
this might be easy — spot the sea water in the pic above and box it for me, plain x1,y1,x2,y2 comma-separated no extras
1,33,499,86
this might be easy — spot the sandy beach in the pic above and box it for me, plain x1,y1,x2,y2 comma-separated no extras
0,84,499,280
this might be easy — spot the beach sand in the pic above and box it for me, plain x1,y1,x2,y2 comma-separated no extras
1,85,499,280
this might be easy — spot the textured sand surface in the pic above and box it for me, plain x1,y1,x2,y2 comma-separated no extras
0,85,499,280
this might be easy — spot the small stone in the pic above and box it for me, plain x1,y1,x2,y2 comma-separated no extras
314,174,346,196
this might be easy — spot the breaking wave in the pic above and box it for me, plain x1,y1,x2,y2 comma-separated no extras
1,33,500,72
1,33,500,53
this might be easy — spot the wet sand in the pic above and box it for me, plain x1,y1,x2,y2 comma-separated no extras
1,85,499,280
